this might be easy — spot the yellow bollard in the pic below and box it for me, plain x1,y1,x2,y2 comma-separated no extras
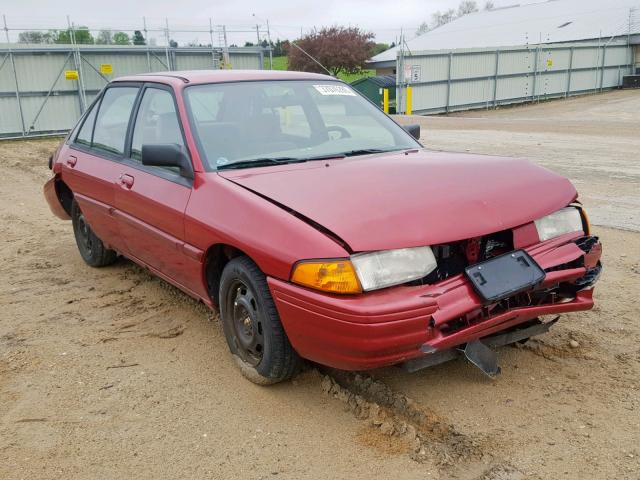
382,88,389,114
406,86,412,116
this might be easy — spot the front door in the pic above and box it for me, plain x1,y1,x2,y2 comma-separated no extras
113,85,199,293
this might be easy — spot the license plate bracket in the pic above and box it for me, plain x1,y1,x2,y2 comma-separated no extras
465,250,545,303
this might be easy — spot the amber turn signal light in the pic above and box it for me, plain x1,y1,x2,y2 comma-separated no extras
291,260,362,294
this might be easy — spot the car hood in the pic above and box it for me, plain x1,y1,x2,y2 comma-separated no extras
218,150,577,252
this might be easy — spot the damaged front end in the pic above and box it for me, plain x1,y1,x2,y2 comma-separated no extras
269,206,602,375
405,226,602,376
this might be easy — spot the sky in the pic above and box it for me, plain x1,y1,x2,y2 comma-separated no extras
1,0,539,45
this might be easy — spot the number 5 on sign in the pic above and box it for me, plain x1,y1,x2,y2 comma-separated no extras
65,70,79,80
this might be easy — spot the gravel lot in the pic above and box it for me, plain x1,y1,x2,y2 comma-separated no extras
1,90,639,479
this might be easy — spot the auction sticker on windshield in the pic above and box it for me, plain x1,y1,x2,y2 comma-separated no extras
313,84,356,96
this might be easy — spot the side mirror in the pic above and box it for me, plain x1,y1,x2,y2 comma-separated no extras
402,124,421,140
141,144,193,179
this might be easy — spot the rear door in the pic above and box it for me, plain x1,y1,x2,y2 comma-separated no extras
112,84,200,293
63,84,140,253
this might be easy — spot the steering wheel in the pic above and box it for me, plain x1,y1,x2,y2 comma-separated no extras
326,126,351,140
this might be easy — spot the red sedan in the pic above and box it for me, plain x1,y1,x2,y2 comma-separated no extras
44,70,602,384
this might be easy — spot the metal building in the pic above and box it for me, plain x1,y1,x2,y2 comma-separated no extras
0,43,264,138
368,0,640,114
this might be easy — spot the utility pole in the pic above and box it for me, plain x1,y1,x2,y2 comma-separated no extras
255,24,260,45
143,17,151,70
266,19,273,69
3,14,26,135
164,18,171,71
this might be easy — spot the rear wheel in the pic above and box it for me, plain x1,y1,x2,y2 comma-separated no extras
71,200,117,267
219,256,300,384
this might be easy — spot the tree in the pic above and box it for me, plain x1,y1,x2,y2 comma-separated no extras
272,39,290,56
457,0,479,17
425,1,481,31
288,26,375,77
430,9,456,28
416,22,430,36
95,30,112,45
484,1,495,10
18,31,53,44
112,32,130,45
169,39,178,48
132,30,146,45
244,41,255,47
52,27,94,44
370,43,390,57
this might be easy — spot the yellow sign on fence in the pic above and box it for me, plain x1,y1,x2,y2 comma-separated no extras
65,70,79,80
99,64,113,75
547,59,553,67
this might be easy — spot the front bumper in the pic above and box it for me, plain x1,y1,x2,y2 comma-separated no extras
268,232,602,371
44,176,71,220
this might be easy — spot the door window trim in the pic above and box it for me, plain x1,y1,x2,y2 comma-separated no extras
69,81,194,188
123,82,193,187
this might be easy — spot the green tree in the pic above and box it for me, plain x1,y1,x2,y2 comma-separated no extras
53,27,94,45
132,30,146,45
370,43,390,56
112,32,130,45
18,31,53,44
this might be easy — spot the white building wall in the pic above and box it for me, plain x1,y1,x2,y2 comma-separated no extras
395,41,634,115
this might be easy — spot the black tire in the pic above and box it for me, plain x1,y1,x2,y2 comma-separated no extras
71,200,118,268
219,256,301,384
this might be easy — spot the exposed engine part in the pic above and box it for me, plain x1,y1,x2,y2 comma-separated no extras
412,229,514,286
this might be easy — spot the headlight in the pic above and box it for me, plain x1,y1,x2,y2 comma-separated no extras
351,246,437,292
534,207,584,241
290,246,437,294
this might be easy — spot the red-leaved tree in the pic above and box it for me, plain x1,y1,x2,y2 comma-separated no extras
288,26,375,77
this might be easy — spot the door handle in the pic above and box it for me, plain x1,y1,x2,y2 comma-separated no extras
66,156,77,167
118,173,135,189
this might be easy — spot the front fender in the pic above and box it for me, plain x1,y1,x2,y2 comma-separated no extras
185,173,349,281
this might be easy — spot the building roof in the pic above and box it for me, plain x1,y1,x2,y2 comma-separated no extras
370,0,640,64
351,74,396,87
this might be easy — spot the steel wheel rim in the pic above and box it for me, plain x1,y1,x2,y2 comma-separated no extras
228,280,264,366
77,213,93,256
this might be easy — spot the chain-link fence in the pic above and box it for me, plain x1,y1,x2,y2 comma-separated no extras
0,15,271,138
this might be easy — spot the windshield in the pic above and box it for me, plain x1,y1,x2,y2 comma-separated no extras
184,80,420,170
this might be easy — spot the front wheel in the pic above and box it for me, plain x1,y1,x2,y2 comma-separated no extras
71,200,117,267
219,256,301,384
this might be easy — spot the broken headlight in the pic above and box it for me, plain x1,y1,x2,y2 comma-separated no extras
534,207,584,241
351,246,437,291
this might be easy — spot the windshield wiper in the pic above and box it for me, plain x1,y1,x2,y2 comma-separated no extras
217,157,307,170
342,148,400,157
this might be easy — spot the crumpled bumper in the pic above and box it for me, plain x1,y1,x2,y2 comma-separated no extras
268,231,602,371
44,176,71,220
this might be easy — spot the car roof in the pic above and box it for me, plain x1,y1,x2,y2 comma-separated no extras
112,69,338,87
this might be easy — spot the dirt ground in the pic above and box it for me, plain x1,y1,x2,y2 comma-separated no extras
1,90,639,479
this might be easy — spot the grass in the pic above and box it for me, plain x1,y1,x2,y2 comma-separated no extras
264,56,375,83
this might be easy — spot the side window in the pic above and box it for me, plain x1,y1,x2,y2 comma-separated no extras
75,101,98,146
131,88,185,162
92,87,139,156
